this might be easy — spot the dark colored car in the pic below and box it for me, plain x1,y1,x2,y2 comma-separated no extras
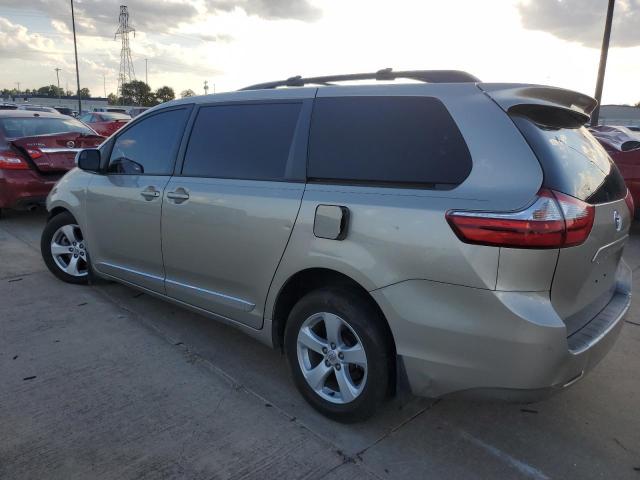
0,110,104,214
54,106,74,116
590,125,640,218
78,112,130,136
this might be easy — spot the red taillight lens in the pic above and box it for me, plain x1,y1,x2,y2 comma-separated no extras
625,189,635,216
0,150,30,170
446,189,594,249
553,191,595,247
26,148,43,160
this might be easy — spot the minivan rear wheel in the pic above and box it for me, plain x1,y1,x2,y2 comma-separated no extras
284,287,391,422
41,212,90,285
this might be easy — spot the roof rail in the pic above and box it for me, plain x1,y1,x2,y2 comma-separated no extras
239,68,480,90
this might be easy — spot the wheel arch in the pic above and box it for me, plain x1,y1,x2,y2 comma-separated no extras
48,206,71,220
270,268,396,355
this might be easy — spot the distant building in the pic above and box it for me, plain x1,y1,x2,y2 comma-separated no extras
598,105,640,128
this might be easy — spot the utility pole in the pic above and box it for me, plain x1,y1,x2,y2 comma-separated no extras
55,67,62,100
103,73,107,98
15,82,20,93
70,0,82,114
204,80,209,95
591,0,615,126
145,58,148,85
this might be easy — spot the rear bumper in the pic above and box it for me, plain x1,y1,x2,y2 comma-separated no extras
0,169,61,209
372,261,631,400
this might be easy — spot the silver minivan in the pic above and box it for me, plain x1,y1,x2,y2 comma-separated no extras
41,70,632,422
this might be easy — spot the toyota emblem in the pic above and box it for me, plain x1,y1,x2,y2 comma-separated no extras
613,210,622,232
66,140,75,148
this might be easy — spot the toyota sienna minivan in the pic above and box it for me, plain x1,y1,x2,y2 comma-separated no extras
41,69,632,422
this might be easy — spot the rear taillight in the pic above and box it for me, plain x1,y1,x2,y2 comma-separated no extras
0,150,30,170
446,189,594,249
625,189,635,216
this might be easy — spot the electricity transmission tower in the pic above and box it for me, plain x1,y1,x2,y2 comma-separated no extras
114,5,136,100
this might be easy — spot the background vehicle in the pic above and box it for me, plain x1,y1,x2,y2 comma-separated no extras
17,105,58,113
53,106,74,116
42,70,632,422
128,107,149,118
78,112,130,136
590,125,640,218
0,110,104,214
93,107,128,114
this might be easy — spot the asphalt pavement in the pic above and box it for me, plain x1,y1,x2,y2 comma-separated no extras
1,209,639,479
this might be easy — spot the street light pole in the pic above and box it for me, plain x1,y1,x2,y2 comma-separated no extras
55,67,62,100
591,0,615,126
70,0,82,114
145,58,148,85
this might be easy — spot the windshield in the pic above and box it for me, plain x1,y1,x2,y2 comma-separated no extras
0,117,96,138
100,112,130,120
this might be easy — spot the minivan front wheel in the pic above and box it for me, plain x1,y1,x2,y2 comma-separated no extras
41,212,90,285
285,288,391,422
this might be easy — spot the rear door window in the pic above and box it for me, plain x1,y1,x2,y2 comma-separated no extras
308,96,472,188
512,114,626,203
182,102,302,181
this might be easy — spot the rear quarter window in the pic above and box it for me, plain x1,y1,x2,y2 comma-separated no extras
512,114,626,204
308,96,472,188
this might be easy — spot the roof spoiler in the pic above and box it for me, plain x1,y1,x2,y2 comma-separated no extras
478,83,597,124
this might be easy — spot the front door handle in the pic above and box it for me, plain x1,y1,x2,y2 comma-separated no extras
166,188,189,204
140,187,160,200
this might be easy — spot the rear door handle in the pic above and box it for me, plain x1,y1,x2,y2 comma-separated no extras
140,187,160,200
167,188,189,203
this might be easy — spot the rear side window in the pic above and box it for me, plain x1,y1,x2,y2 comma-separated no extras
308,96,472,187
182,103,302,180
512,114,627,204
0,117,95,138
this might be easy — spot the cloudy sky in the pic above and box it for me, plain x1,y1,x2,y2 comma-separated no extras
0,0,639,104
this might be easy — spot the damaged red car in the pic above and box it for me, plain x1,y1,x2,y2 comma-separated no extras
78,111,130,136
590,125,640,219
0,110,104,215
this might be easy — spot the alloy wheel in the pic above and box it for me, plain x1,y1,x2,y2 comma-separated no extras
296,312,368,404
50,224,88,277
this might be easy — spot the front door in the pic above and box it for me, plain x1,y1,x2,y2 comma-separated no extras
85,106,191,292
161,99,311,328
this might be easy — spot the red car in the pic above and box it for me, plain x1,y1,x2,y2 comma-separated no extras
78,111,130,136
0,110,104,214
590,125,640,218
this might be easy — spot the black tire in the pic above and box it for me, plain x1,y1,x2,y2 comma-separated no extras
41,211,90,285
284,287,392,423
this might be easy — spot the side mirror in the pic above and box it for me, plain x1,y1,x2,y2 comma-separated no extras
76,149,101,172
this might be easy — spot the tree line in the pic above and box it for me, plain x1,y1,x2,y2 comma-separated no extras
107,81,198,106
1,85,90,99
1,81,198,105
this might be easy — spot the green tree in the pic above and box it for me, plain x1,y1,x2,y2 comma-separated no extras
155,86,175,103
79,87,91,99
180,89,195,98
107,93,118,105
120,80,155,106
36,84,64,97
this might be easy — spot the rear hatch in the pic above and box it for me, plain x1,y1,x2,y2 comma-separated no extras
11,132,104,173
508,103,630,335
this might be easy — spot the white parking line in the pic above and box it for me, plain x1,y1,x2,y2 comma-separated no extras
459,430,550,480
